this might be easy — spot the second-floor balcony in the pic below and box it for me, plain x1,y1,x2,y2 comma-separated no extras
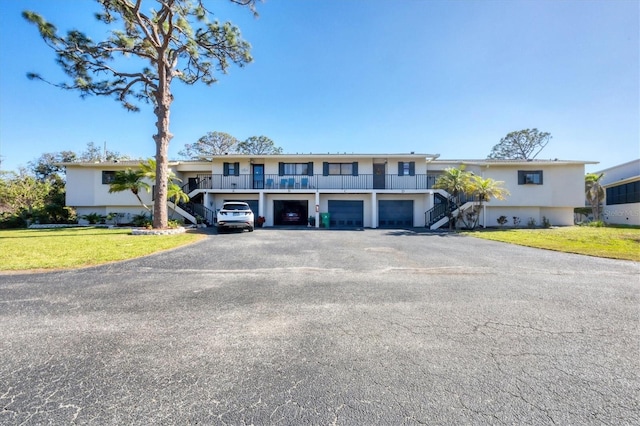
186,174,440,192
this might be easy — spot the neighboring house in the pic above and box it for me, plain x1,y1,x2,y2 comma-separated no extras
63,154,595,229
597,159,640,226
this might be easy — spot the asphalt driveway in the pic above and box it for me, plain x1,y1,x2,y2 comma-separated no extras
1,229,638,425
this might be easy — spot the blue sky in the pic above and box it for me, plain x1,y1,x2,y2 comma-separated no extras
0,0,637,173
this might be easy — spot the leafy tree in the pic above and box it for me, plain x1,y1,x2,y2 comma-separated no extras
108,168,152,211
109,158,188,216
434,167,509,230
24,0,256,228
465,175,510,229
29,151,77,182
488,129,552,160
0,169,51,223
178,131,240,158
238,135,283,154
167,182,190,219
585,173,605,222
433,166,472,230
78,142,131,163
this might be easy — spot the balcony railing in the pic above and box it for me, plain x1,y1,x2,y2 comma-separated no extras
186,174,439,192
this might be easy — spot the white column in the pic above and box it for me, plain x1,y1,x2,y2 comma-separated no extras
259,191,265,225
315,191,320,228
371,192,377,228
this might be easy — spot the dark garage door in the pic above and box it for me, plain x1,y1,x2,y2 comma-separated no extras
379,200,413,228
244,200,259,217
274,200,308,226
328,200,363,228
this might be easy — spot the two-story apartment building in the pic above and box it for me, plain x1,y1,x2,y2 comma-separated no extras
64,153,594,229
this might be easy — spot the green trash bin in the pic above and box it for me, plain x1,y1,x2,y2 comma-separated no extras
320,212,330,228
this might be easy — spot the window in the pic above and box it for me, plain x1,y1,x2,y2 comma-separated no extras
518,170,543,185
102,171,116,184
279,162,314,176
606,181,640,205
323,162,358,176
397,161,415,176
223,162,240,176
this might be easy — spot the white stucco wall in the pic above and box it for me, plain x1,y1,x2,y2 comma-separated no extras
66,166,154,209
602,203,640,226
481,164,585,208
65,168,96,206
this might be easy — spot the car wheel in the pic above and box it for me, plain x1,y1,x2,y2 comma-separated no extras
248,227,254,232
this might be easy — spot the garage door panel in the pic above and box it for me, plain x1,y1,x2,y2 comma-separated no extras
379,200,413,228
328,200,363,228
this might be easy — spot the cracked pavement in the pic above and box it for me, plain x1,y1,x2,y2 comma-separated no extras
1,229,638,424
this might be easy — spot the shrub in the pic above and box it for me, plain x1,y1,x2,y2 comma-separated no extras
132,213,152,228
82,212,105,224
167,219,182,229
107,212,126,225
512,216,521,227
497,215,508,226
0,213,27,229
587,220,606,227
527,217,537,228
542,216,551,228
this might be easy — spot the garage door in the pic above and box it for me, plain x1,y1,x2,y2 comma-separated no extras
378,200,413,228
243,200,259,217
274,200,308,226
328,200,363,228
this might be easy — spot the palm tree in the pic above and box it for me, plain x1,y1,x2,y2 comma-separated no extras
108,169,151,211
433,166,472,229
469,175,510,229
585,173,605,222
167,182,190,219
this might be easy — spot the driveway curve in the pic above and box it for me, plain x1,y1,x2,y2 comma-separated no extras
1,229,638,425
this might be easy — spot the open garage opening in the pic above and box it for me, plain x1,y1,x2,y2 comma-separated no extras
274,200,309,226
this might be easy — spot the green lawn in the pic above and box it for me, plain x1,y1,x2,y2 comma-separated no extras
0,227,205,272
465,226,640,262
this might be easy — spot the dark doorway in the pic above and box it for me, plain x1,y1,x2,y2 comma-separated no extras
274,200,308,226
373,163,386,189
252,164,264,189
188,177,199,192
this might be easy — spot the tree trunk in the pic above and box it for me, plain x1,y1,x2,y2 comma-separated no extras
152,77,173,229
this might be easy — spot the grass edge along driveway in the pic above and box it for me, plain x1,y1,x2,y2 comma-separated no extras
0,227,205,272
465,226,640,262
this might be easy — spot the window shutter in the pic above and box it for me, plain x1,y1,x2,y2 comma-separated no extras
323,162,329,176
409,161,415,176
278,162,284,176
537,171,543,185
223,162,229,176
352,162,358,176
517,171,525,185
398,162,404,176
234,162,240,176
308,162,314,176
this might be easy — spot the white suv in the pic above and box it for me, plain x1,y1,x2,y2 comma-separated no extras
217,202,254,233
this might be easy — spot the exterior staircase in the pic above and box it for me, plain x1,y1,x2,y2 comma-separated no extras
425,191,477,230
